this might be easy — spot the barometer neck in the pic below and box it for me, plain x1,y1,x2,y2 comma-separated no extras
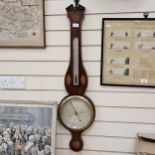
65,4,87,95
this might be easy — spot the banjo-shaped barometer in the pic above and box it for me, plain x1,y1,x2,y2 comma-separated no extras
58,0,95,152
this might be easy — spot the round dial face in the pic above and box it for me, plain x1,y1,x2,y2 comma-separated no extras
58,95,95,131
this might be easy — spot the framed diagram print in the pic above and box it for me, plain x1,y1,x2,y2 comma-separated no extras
101,18,155,87
0,0,45,48
0,100,57,155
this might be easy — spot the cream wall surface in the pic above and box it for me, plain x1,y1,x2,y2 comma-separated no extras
0,0,155,155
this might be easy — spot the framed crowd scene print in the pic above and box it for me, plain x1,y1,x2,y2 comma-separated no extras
0,100,57,155
0,0,45,48
101,18,155,88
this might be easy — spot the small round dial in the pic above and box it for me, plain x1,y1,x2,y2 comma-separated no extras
58,95,95,131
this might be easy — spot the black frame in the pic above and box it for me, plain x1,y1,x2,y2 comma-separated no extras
101,18,155,88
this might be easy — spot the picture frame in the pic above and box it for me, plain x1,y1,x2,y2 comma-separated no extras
0,100,57,155
0,0,46,48
101,18,155,88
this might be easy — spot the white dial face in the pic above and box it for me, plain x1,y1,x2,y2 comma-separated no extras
59,96,95,131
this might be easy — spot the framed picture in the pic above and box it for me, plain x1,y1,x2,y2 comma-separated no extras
0,0,45,48
101,18,155,87
0,100,57,155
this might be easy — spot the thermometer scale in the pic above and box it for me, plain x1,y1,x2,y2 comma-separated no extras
73,37,79,86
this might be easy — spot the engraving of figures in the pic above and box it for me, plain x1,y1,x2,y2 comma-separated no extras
0,103,56,155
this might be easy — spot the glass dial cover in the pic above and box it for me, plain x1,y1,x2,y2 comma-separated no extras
58,95,95,131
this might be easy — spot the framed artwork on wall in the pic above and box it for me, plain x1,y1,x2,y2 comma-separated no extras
0,100,57,155
101,18,155,88
0,0,45,48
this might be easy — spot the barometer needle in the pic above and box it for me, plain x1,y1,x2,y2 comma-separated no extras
71,102,82,122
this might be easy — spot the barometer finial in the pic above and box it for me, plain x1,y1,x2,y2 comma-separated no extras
74,0,80,6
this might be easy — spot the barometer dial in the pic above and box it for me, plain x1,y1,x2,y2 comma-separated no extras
58,95,95,152
58,95,95,131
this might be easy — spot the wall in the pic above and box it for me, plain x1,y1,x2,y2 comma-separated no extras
0,0,155,155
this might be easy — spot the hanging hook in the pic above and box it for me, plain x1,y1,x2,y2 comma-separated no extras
143,12,149,19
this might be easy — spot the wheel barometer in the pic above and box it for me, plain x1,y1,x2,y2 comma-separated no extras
58,0,95,152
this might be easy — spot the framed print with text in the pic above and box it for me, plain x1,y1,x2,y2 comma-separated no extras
0,100,57,155
101,18,155,87
0,0,45,48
